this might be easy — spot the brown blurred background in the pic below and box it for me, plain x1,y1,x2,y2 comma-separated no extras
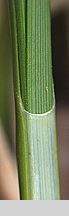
0,0,69,200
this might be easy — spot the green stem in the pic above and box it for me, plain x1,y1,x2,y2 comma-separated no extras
8,0,60,200
27,0,53,113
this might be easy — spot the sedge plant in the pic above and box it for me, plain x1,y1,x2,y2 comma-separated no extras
8,0,60,200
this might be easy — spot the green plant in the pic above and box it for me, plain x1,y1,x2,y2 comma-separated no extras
8,0,60,200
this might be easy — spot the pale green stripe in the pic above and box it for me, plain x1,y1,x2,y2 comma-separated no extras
23,102,60,200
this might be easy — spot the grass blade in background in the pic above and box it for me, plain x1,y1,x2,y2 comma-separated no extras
8,0,60,199
0,0,12,146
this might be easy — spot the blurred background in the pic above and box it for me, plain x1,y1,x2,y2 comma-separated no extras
0,0,69,200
